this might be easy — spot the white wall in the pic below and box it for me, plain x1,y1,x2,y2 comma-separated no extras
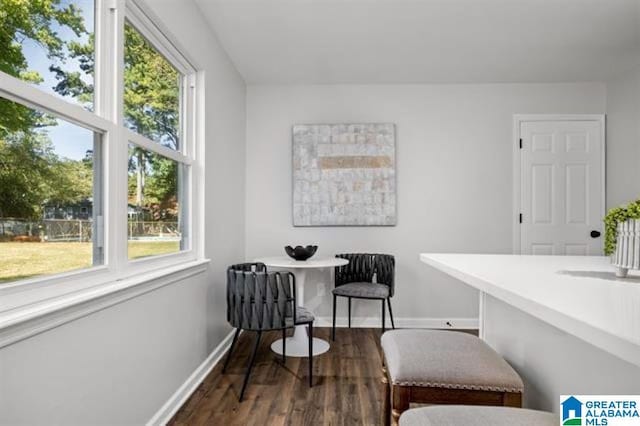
0,271,211,425
245,83,606,324
606,67,640,208
0,0,246,424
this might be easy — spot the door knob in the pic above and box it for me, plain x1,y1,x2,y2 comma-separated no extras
590,230,601,238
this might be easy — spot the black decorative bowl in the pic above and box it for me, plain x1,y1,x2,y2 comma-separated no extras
284,245,318,261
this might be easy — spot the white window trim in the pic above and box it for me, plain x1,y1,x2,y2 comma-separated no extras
0,73,114,133
0,0,206,327
126,129,193,165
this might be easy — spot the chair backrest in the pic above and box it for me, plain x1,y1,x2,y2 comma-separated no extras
228,262,267,273
335,253,396,297
227,263,296,331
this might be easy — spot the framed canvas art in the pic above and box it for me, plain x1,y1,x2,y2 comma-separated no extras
292,123,396,226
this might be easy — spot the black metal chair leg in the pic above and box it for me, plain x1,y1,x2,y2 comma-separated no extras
222,328,241,373
348,297,352,328
332,294,337,341
239,331,262,402
382,299,386,333
308,323,313,387
282,328,286,364
387,298,395,329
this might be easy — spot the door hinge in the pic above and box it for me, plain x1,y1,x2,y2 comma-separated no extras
519,213,523,223
519,138,523,149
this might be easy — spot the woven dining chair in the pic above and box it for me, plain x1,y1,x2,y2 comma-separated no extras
223,262,315,401
332,253,396,340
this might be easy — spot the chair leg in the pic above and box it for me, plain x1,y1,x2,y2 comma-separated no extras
348,297,352,328
282,328,286,364
382,299,386,333
332,294,337,341
239,331,262,402
222,328,240,373
387,298,395,330
308,322,313,387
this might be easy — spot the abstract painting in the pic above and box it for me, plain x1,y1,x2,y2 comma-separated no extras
292,123,396,226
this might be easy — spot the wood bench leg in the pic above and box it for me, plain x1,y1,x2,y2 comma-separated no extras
381,366,391,426
391,385,410,426
503,392,522,407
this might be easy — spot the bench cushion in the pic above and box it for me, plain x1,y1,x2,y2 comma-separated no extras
400,406,555,426
333,282,389,298
381,330,523,393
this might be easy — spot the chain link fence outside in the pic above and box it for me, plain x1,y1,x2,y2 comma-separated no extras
0,219,179,242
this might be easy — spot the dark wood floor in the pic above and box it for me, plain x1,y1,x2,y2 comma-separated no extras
169,327,386,426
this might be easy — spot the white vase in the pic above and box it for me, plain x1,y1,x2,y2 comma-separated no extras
613,219,640,277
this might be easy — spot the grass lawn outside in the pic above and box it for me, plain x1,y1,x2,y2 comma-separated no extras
0,240,180,283
128,240,180,259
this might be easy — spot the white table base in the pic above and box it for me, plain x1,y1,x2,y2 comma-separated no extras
267,269,331,357
270,333,330,357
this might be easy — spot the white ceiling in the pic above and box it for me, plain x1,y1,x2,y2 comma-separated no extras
195,0,640,84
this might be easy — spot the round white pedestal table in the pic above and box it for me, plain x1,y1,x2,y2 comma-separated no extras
255,256,349,357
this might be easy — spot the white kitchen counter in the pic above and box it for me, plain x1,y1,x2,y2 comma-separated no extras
420,254,640,368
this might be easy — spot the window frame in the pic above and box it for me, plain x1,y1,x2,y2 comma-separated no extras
0,0,204,313
122,4,197,268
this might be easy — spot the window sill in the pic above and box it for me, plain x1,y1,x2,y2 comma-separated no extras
0,259,210,349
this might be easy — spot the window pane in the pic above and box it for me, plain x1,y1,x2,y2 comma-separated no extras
0,96,103,284
0,0,95,109
124,23,181,150
128,145,184,259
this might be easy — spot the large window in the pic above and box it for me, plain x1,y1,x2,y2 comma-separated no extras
0,0,199,292
0,97,102,282
123,22,190,260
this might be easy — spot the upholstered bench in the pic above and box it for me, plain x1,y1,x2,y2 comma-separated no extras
381,330,524,425
399,406,555,426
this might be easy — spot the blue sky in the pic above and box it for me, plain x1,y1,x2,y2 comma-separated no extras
20,0,94,161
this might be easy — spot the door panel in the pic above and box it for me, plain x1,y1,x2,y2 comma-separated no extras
565,164,587,224
520,120,603,255
531,164,553,224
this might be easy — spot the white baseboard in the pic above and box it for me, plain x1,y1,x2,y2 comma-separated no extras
147,329,237,426
315,316,479,330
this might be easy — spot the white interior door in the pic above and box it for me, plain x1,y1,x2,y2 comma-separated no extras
519,119,604,255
